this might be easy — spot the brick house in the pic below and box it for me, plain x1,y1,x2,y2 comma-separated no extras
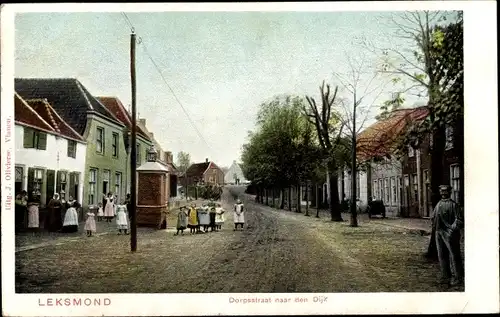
356,107,429,217
15,78,129,210
183,159,224,187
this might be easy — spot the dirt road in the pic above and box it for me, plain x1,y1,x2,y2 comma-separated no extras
16,186,459,293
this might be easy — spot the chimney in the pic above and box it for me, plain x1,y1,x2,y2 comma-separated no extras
205,158,209,163
139,118,146,126
166,151,173,164
149,132,154,139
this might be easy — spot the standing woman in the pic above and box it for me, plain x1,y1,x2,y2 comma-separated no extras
103,192,115,222
46,193,63,232
62,196,80,233
15,190,28,232
27,197,40,233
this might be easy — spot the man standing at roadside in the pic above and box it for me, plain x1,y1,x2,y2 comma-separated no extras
432,184,464,287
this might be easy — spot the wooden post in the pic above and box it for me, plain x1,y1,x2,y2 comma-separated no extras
130,32,138,252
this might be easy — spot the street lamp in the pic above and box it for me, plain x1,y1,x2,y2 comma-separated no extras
147,145,158,162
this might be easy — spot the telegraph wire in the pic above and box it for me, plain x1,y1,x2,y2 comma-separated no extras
121,12,215,155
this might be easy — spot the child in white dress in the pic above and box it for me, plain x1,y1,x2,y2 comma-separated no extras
115,203,129,235
97,203,104,222
84,212,96,236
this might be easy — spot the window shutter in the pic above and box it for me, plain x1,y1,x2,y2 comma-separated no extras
56,170,62,195
27,168,35,201
23,128,34,148
69,172,76,199
38,132,47,150
46,169,56,205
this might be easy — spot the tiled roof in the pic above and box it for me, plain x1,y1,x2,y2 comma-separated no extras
26,98,85,142
15,78,123,135
356,106,429,161
96,96,150,140
15,93,55,133
186,162,210,178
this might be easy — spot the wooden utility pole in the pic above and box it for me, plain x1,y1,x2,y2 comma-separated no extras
130,32,138,252
350,92,359,227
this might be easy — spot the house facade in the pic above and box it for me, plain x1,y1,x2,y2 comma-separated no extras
224,160,247,185
14,93,86,208
183,159,224,187
97,97,153,198
15,78,128,211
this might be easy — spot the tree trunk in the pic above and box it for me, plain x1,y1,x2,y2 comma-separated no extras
280,188,285,209
296,183,302,213
316,184,320,218
328,163,343,222
288,187,292,211
271,187,276,208
426,126,446,260
265,188,269,206
305,181,310,216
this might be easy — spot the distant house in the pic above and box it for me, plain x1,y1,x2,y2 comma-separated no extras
15,78,128,210
183,159,224,187
14,93,87,208
224,160,247,185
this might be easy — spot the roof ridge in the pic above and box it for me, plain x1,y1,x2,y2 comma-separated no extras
15,93,56,133
74,79,94,111
26,99,60,133
44,101,85,141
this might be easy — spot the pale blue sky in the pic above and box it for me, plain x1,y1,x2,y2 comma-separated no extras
15,11,424,168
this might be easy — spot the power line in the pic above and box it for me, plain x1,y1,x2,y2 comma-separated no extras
120,12,215,155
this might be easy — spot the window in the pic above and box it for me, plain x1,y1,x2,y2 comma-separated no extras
445,125,454,150
59,171,68,200
404,175,409,187
412,173,418,202
112,133,119,158
23,127,47,150
379,179,384,202
391,177,396,206
408,145,414,157
115,172,122,202
67,140,77,158
15,166,24,194
89,169,97,205
372,180,378,200
384,178,390,204
450,164,460,203
137,144,141,165
103,170,110,195
423,170,429,184
96,127,104,154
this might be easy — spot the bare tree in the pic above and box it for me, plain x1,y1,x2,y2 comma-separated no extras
361,10,462,259
304,81,345,222
332,51,389,227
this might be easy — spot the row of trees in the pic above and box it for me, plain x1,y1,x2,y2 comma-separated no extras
241,11,463,237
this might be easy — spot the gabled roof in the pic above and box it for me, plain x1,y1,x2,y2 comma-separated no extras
25,98,85,142
15,78,123,135
96,96,151,141
356,106,429,161
186,162,210,178
14,93,85,142
15,93,55,133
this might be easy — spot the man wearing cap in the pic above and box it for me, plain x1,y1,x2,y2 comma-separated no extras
432,184,464,286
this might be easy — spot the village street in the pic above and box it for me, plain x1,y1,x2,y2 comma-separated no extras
15,186,462,293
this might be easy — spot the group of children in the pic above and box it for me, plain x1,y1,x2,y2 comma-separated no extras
83,195,130,237
175,200,226,236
